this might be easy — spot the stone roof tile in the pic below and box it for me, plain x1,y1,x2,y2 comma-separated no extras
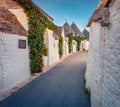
63,22,74,37
53,26,62,40
71,23,81,37
0,8,28,36
0,0,20,9
82,29,89,39
87,0,110,27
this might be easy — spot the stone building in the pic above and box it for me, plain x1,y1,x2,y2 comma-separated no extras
43,22,79,66
44,28,60,66
62,22,80,54
71,22,81,37
0,0,30,94
82,28,89,39
0,0,55,94
85,0,120,107
63,22,74,37
80,29,89,51
72,40,77,53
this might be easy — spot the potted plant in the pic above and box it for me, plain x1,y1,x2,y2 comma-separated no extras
43,44,48,66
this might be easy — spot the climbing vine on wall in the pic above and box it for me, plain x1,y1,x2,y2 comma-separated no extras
14,0,56,73
59,36,63,58
68,33,73,53
74,36,84,51
68,33,84,52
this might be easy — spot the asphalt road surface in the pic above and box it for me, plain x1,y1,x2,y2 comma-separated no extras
0,52,90,107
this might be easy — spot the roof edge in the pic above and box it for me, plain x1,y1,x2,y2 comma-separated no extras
31,0,54,22
105,0,112,7
87,1,110,27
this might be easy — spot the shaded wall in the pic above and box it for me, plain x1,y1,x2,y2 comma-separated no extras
0,32,30,94
86,0,120,107
44,29,59,66
85,22,106,107
102,0,120,106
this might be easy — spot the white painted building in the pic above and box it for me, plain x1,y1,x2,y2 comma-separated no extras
85,22,106,107
64,39,69,55
80,40,89,51
85,0,120,107
81,29,90,51
83,40,89,51
44,28,59,66
62,22,79,55
62,23,70,56
72,40,77,53
0,33,30,94
63,38,69,56
0,2,30,94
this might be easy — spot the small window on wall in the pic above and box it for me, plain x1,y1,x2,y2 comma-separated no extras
18,39,26,49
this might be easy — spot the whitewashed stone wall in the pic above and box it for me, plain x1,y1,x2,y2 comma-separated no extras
83,40,89,51
61,27,69,56
80,41,84,51
63,38,69,56
61,27,65,56
102,0,120,107
0,32,30,94
85,22,106,107
63,40,66,56
72,40,77,53
44,29,59,66
80,40,89,51
63,38,68,56
0,46,2,93
86,0,120,107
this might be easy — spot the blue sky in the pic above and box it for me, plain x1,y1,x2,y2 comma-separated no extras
33,0,99,31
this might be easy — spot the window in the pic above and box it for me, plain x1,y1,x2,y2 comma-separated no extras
18,39,26,49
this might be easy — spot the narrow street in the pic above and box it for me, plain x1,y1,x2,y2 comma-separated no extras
0,52,90,107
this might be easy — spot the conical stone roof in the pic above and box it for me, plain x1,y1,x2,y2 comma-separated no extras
71,22,81,37
63,22,73,37
82,29,89,39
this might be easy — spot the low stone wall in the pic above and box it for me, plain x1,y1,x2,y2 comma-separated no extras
0,32,30,94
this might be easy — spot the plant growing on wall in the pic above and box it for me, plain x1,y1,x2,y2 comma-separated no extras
43,45,48,56
14,0,56,73
59,36,63,58
74,36,84,51
85,87,91,102
68,33,73,53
